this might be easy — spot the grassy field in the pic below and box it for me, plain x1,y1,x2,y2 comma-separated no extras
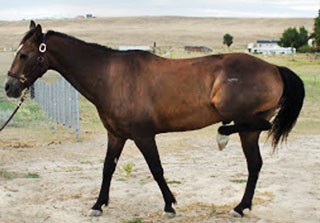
261,54,320,134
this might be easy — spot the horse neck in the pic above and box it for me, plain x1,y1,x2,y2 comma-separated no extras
45,33,113,104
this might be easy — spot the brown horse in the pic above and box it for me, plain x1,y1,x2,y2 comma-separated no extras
5,21,304,217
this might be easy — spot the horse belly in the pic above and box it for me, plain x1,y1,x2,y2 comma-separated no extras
155,105,222,132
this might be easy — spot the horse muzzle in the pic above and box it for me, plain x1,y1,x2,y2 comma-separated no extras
5,78,23,98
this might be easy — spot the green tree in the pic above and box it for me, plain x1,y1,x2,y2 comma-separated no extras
223,33,233,48
297,26,309,48
279,27,298,48
313,10,320,47
279,26,308,49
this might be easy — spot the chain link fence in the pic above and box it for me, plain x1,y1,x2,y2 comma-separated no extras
33,77,80,139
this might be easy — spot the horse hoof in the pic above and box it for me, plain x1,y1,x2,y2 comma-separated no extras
216,133,229,150
89,209,103,217
162,212,176,218
229,209,242,218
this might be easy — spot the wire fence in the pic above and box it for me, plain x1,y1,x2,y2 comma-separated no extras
33,77,80,139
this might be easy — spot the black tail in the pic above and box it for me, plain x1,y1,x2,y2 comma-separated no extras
269,66,305,149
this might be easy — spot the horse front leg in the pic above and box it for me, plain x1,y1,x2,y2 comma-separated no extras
233,131,263,217
90,132,126,216
134,136,177,217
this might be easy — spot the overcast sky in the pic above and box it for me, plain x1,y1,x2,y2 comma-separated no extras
0,0,318,21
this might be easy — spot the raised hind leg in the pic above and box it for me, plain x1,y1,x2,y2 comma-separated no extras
218,118,271,136
90,132,126,216
232,131,263,217
134,137,177,216
217,121,231,150
216,118,270,150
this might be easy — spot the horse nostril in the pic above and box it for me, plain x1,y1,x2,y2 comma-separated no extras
5,83,11,93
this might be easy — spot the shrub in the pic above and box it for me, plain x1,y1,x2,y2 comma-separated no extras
279,26,308,49
298,45,314,53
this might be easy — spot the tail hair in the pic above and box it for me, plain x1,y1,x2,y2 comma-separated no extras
269,66,305,149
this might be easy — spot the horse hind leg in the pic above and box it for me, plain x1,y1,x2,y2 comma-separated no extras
216,118,271,150
217,121,231,150
232,131,263,217
218,118,271,135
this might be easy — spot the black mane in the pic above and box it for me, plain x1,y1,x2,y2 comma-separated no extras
46,30,115,52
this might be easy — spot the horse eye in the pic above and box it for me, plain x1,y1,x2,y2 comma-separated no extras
19,53,28,60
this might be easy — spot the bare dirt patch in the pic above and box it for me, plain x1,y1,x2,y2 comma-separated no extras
0,129,319,223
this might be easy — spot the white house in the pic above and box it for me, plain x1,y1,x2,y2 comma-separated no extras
248,40,296,54
118,46,153,52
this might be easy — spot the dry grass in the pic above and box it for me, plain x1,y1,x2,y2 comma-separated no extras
0,17,314,50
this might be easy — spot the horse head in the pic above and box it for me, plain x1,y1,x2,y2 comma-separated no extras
5,20,47,98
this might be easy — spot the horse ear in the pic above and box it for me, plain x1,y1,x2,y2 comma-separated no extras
35,24,43,40
30,20,36,30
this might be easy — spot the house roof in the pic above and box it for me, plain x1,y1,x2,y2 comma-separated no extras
257,40,279,44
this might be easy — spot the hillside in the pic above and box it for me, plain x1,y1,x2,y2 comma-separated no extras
0,16,314,50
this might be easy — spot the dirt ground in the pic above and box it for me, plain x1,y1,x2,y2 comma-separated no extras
0,128,319,223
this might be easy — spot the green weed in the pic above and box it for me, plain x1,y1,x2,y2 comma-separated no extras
124,217,143,223
122,161,134,177
0,169,16,179
230,179,247,184
210,205,217,216
0,169,40,180
167,179,182,185
25,172,40,179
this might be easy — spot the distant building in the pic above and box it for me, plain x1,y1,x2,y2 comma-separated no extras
86,14,95,19
257,40,279,49
308,38,315,47
184,46,213,53
118,45,153,52
248,40,295,54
